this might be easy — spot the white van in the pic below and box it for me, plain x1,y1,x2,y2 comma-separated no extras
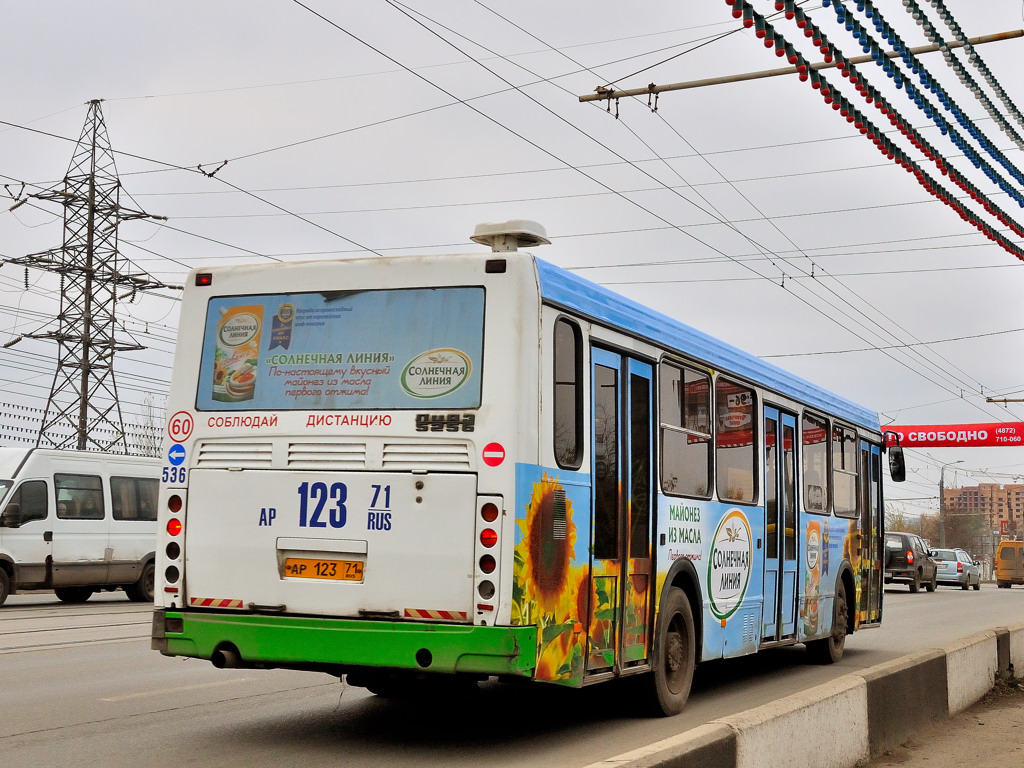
0,448,160,606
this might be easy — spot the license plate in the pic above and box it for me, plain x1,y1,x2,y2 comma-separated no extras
283,557,364,582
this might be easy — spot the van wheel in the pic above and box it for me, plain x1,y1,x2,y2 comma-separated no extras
54,587,93,604
0,569,10,607
126,561,155,602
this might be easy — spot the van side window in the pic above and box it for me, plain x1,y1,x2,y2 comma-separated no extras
659,361,712,498
55,474,105,520
111,477,159,521
715,377,756,504
1,481,48,526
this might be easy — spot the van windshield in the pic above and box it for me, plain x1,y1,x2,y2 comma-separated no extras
196,287,485,412
0,480,10,506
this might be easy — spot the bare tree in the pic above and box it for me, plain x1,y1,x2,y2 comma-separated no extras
127,393,164,458
885,502,922,534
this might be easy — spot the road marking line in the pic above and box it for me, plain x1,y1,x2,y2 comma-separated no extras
101,678,253,702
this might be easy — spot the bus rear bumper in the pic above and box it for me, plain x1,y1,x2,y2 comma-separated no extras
152,608,537,678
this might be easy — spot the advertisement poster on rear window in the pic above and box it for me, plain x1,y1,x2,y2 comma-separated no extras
197,287,485,411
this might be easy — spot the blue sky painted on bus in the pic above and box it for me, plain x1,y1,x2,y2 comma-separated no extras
1,1,1023,521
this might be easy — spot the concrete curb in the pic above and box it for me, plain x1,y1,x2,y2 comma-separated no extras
586,723,736,768
726,675,867,768
860,649,946,757
581,623,1024,768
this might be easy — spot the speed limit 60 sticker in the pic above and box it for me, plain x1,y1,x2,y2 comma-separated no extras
168,411,194,443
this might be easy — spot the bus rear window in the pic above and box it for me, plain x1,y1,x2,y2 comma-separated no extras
197,287,485,411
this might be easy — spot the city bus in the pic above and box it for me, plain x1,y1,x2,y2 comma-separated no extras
151,220,904,715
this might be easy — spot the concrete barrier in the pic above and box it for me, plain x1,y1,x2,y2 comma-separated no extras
860,649,945,756
1004,620,1024,672
586,723,736,768
944,630,997,714
581,624,1024,768
726,675,867,768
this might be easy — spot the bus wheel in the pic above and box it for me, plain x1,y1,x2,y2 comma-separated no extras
55,587,93,604
126,561,155,602
808,581,848,664
648,587,695,716
0,569,10,607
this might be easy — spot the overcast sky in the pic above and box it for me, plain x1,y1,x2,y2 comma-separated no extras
2,1,1024,520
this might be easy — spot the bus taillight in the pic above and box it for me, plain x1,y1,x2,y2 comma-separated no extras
474,496,504,623
167,518,182,537
471,499,503,626
168,494,183,513
481,503,499,522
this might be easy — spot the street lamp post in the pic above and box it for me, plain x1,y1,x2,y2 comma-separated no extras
939,460,964,548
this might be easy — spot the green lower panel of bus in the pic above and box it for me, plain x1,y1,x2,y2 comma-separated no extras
153,609,538,678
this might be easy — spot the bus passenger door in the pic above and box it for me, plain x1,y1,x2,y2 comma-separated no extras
859,442,883,625
589,348,654,674
762,406,797,643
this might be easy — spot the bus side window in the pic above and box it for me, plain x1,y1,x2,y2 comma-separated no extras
802,412,829,513
0,481,48,527
55,474,105,520
553,318,583,470
832,424,858,518
715,377,756,504
659,361,712,498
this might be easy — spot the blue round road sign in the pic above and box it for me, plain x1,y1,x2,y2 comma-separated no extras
168,444,186,466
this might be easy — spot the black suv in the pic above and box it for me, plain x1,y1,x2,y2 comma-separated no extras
884,531,938,593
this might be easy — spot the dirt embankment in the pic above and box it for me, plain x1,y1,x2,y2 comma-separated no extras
864,674,1024,767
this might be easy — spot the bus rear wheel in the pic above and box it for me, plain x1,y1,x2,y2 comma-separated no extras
808,580,848,664
647,587,695,716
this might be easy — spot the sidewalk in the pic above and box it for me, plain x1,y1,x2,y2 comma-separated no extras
864,674,1024,767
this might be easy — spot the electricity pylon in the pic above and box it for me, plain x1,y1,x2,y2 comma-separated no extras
5,99,168,453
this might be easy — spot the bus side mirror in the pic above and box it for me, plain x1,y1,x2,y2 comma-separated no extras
888,445,906,483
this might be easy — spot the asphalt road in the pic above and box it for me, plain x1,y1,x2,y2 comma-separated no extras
2,584,1023,768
